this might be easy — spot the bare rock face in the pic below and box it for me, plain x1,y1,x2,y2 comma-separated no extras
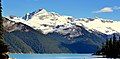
3,17,31,32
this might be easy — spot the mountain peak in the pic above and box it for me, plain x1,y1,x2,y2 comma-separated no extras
35,8,48,15
37,8,47,13
22,8,48,20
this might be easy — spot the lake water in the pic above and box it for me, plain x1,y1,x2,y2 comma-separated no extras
9,54,107,59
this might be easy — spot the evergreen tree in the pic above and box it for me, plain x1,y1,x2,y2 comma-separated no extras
0,0,3,40
0,0,2,18
0,0,9,53
95,34,120,58
0,0,9,58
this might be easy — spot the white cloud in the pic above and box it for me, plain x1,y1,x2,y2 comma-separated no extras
94,7,113,13
113,6,120,10
100,7,113,12
93,6,120,13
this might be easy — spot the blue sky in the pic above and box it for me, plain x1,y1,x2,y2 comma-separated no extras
2,0,120,21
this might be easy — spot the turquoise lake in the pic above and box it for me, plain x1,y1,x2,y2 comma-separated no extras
9,54,107,59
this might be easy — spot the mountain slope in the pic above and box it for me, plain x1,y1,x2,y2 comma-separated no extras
3,17,71,53
3,17,104,53
4,8,120,53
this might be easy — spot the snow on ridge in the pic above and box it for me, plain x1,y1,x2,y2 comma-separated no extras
5,9,120,35
74,18,120,35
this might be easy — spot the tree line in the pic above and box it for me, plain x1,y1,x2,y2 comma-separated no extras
95,34,120,58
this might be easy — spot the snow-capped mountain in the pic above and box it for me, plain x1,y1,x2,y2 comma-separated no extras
3,17,100,53
6,8,120,35
74,18,120,34
4,8,120,53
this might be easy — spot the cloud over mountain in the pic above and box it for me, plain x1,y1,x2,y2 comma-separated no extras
93,6,120,13
94,7,113,13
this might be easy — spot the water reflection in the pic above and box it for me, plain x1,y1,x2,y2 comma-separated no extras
9,54,108,59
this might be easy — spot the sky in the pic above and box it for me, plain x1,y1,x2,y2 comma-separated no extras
2,0,120,21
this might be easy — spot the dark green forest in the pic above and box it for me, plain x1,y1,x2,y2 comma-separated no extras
95,34,120,58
